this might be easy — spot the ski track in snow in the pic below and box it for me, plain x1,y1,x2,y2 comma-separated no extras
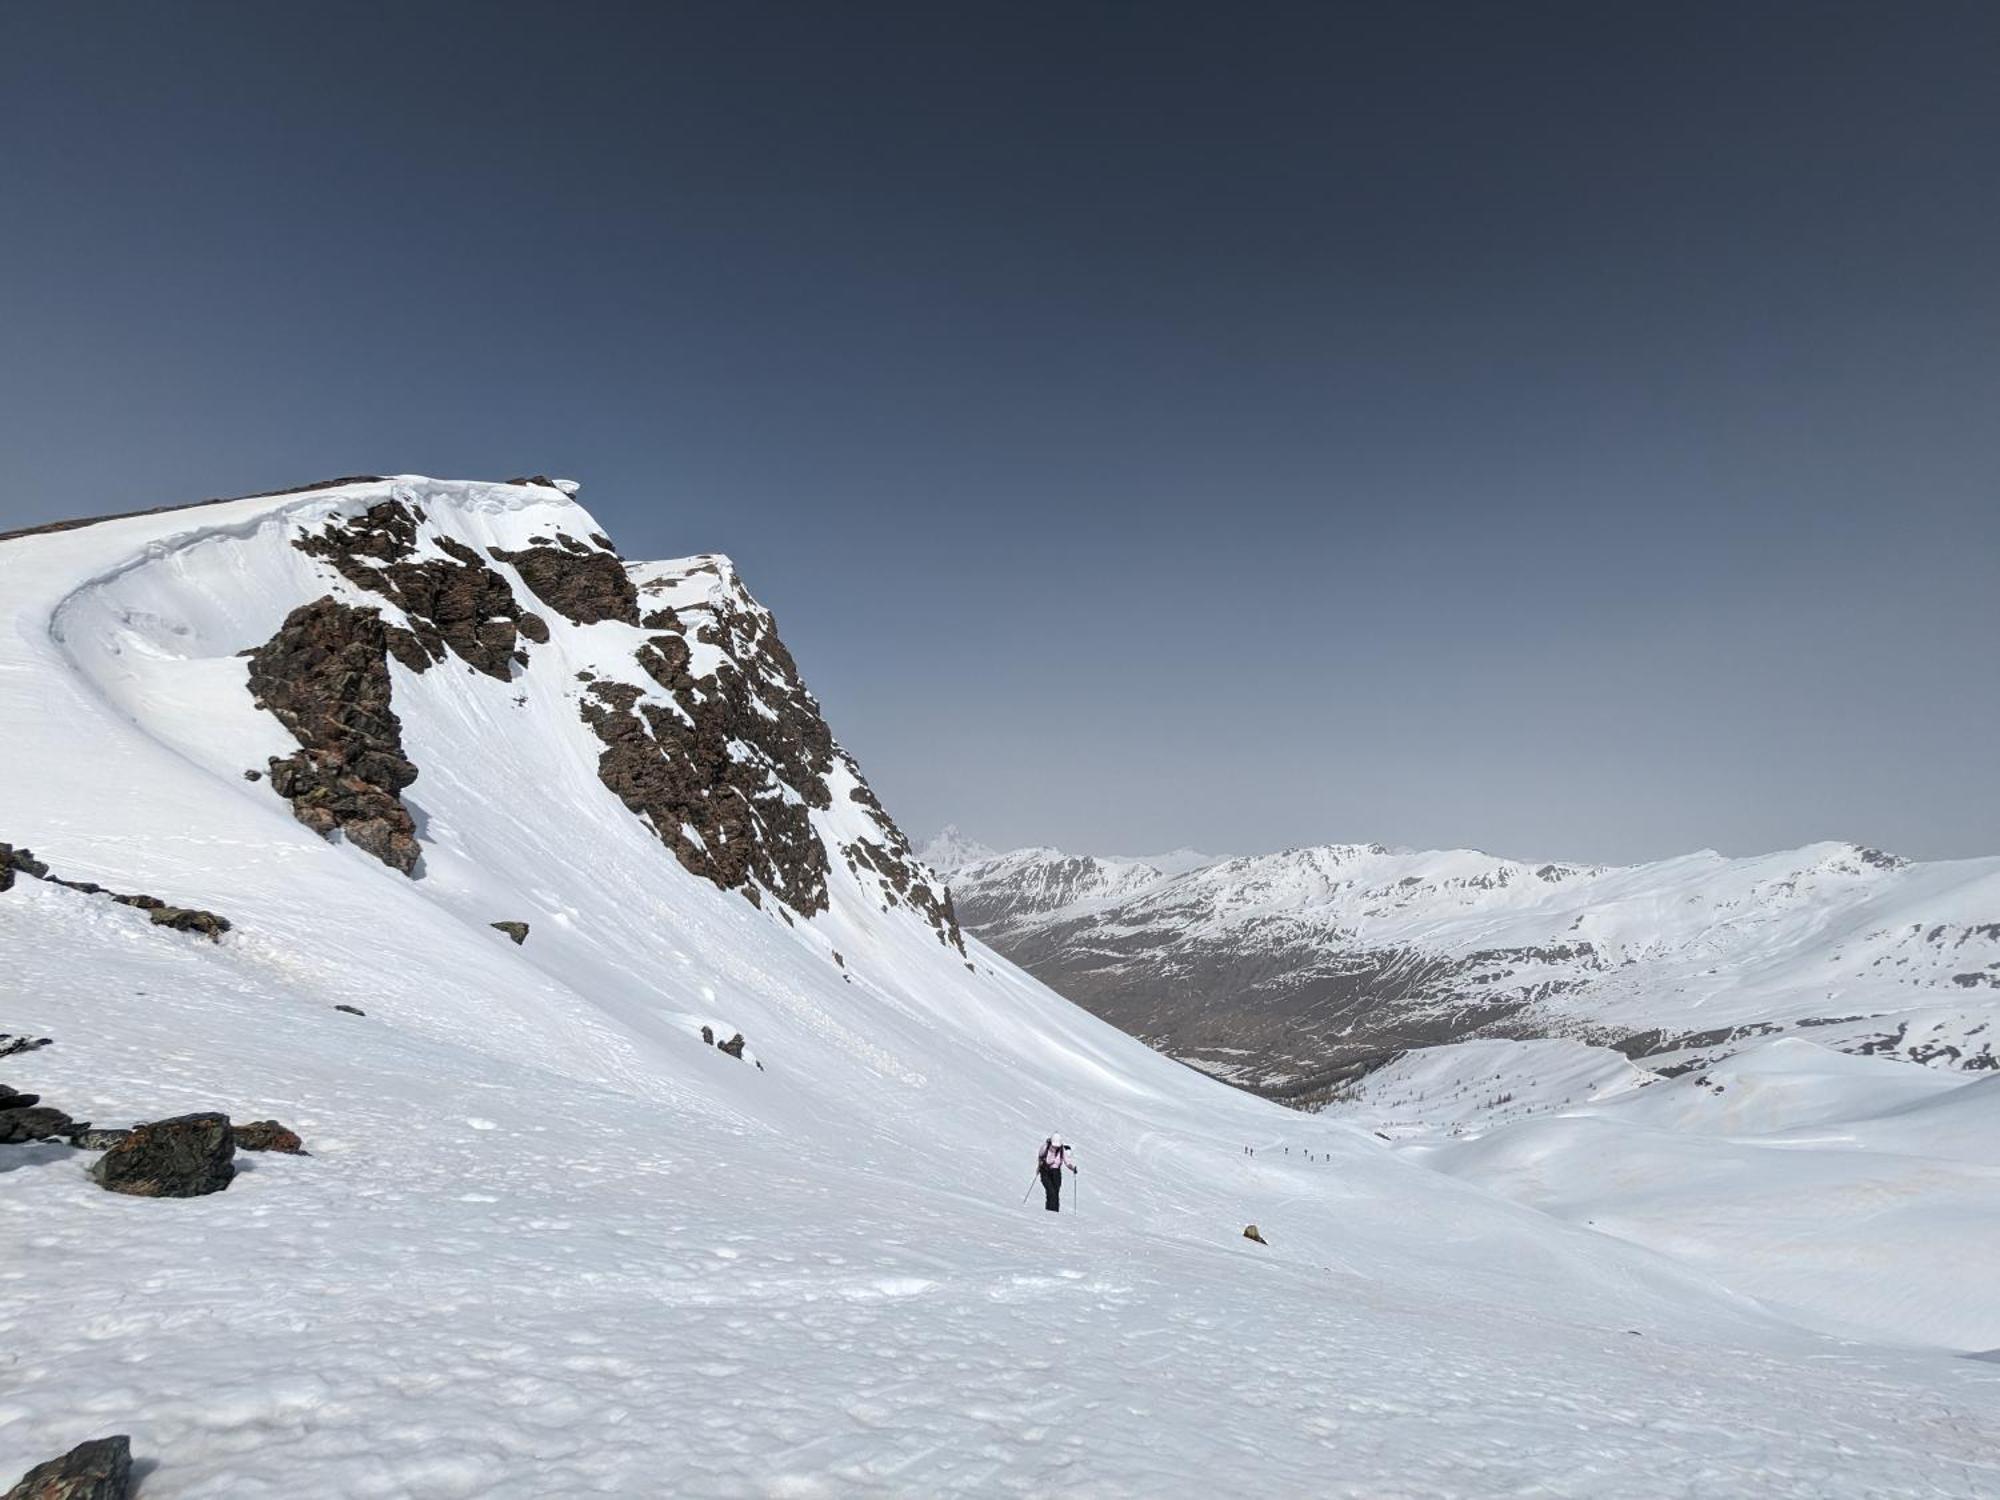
2,479,1998,1497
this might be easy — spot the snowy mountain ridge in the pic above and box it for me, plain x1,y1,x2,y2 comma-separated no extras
933,834,2000,1093
4,478,1998,1494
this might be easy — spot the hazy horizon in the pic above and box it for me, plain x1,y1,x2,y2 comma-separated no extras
4,3,1997,865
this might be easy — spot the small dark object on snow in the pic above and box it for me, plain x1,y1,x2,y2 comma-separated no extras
490,920,529,945
67,1126,131,1151
0,1035,53,1058
1243,1224,1268,1245
831,951,844,968
233,1119,307,1154
717,1032,747,1059
334,1004,365,1016
700,1025,714,1046
90,1112,235,1197
1,1433,132,1500
243,768,262,781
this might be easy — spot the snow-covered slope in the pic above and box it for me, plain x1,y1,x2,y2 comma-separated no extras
1331,1036,2000,1349
939,838,2000,1095
4,480,1999,1496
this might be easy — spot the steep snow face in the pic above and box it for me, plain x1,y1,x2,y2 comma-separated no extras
943,838,2000,1093
5,481,2000,1495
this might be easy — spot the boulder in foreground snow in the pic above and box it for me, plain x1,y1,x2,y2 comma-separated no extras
0,1103,73,1145
89,1112,235,1197
1,1435,131,1500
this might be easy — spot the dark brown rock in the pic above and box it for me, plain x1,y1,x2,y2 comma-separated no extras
0,843,51,892
334,1003,366,1016
717,1032,747,1059
1,1434,132,1500
490,542,639,625
89,1112,235,1197
294,501,537,679
1243,1224,1268,1245
575,578,837,916
232,1119,307,1154
0,1035,52,1059
0,1105,73,1144
249,597,422,875
700,1025,715,1046
491,920,529,945
103,893,230,941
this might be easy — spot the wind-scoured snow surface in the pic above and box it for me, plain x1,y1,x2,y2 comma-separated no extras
4,480,1998,1496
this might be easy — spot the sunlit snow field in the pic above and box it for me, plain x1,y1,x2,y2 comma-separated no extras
3,480,1997,1496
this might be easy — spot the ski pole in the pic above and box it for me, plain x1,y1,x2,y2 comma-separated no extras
1021,1173,1038,1206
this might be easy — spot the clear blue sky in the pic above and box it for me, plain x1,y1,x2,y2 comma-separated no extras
3,2,1996,864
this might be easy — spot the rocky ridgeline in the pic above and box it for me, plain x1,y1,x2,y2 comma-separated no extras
256,484,960,949
1,842,229,940
939,840,2000,1099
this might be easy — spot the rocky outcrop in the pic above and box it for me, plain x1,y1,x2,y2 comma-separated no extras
716,1032,747,1059
1243,1224,1268,1245
334,1004,366,1016
491,920,530,945
568,557,965,949
0,1086,72,1144
1,1435,132,1500
248,597,422,875
0,842,49,891
89,1112,236,1197
489,536,638,626
295,500,544,678
232,1119,307,1154
2,845,230,940
0,1035,53,1059
108,895,231,940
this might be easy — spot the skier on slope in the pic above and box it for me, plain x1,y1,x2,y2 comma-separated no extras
1036,1134,1079,1212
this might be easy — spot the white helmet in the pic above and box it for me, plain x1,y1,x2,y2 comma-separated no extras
1049,1134,1064,1148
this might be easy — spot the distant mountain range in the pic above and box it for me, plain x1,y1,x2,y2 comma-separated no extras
922,829,2000,1100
